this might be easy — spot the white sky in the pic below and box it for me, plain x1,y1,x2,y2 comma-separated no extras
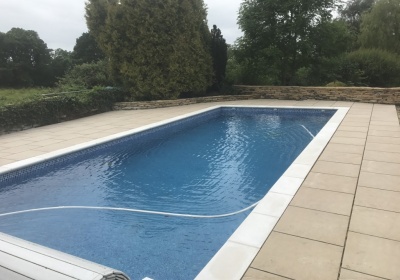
0,0,243,51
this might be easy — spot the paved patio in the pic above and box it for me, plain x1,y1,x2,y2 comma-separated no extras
0,99,399,280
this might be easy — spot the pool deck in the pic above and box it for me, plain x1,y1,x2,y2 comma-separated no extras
0,99,399,280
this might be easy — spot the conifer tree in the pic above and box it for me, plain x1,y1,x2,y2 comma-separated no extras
85,0,212,100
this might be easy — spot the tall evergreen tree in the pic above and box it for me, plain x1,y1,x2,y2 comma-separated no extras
85,0,213,100
210,25,228,90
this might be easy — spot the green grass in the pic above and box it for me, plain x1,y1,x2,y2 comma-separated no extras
0,88,55,107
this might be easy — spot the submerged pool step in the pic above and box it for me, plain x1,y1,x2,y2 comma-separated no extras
0,232,130,280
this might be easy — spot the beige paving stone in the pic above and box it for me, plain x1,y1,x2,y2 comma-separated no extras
32,138,92,152
371,118,399,124
319,151,362,165
347,108,371,112
337,126,369,133
23,134,54,142
355,187,400,213
251,232,343,280
345,116,370,121
366,142,400,153
290,187,354,216
242,268,290,280
333,101,354,107
71,130,120,139
312,161,360,178
369,125,400,132
361,160,400,176
344,115,371,120
323,143,365,155
340,121,370,127
352,103,373,108
1,144,43,154
1,150,46,161
342,232,400,280
358,172,400,191
311,101,337,107
50,133,94,141
350,206,400,241
343,117,371,123
333,131,367,139
0,139,35,148
364,150,400,164
302,172,357,194
370,121,400,127
30,138,64,147
330,137,366,146
274,206,349,246
368,129,400,138
339,269,387,280
72,128,113,135
0,158,15,166
367,135,400,145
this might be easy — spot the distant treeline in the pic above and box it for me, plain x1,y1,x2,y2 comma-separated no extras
228,0,400,87
0,29,105,88
1,0,400,102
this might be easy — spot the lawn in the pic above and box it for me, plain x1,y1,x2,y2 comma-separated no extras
0,88,54,107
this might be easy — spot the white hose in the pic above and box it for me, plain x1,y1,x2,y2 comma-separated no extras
300,125,315,138
0,200,261,219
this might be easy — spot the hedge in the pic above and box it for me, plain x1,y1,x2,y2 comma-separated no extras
0,88,130,134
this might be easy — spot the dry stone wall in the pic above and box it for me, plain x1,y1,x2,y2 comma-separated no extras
234,86,400,104
114,86,400,110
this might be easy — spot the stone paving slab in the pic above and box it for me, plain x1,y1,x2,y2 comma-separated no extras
251,232,343,280
342,232,400,280
290,187,354,216
301,172,358,194
273,206,349,246
350,206,400,242
358,172,400,191
339,269,386,280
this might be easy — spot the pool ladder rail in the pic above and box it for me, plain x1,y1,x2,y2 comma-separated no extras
0,232,130,280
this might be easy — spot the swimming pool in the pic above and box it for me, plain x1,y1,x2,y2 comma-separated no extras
0,106,346,279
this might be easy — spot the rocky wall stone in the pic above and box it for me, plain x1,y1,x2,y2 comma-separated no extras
114,86,400,110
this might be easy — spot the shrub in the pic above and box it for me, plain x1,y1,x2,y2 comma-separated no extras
326,81,348,87
337,49,400,87
57,60,112,90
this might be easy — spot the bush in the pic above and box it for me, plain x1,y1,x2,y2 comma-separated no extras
0,88,130,133
326,81,348,87
337,49,400,87
57,60,112,90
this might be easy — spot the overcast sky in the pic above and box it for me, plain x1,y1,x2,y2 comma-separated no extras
0,0,243,51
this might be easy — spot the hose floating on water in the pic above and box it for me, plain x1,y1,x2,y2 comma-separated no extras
0,200,261,219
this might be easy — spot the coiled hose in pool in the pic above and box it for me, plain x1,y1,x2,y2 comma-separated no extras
0,200,261,219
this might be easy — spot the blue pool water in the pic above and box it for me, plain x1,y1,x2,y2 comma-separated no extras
0,107,335,279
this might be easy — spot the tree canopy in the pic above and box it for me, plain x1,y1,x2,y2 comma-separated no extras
73,32,105,64
340,0,375,34
85,0,213,100
237,0,339,85
0,28,52,87
359,0,400,54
